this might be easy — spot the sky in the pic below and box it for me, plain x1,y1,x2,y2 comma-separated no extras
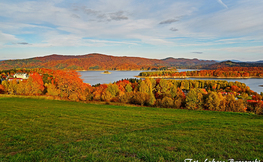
0,0,263,61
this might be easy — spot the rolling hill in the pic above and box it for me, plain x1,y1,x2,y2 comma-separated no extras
203,60,263,69
162,57,216,68
0,53,216,70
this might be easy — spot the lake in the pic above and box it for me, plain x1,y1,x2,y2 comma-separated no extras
79,70,263,93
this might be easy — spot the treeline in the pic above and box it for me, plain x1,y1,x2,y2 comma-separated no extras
139,67,263,78
1,68,263,115
202,61,263,69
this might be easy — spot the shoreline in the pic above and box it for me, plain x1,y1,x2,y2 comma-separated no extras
76,70,151,72
135,76,263,79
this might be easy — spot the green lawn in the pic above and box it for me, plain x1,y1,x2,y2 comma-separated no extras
0,97,262,162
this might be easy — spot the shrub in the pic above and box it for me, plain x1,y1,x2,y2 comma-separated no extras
68,92,79,102
119,92,133,103
161,97,174,108
130,92,150,106
174,98,182,109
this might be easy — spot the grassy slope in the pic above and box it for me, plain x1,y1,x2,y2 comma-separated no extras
0,97,262,161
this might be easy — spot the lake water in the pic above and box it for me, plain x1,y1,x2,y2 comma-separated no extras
79,70,263,93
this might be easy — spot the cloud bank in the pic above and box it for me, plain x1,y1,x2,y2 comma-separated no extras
0,0,262,61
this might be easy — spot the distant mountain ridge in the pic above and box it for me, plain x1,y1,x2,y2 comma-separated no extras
216,59,263,63
216,59,242,63
0,53,217,70
203,60,263,69
162,57,216,68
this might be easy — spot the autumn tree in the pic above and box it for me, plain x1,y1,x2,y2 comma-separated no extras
161,97,174,108
2,80,9,93
106,83,120,97
130,92,150,106
138,80,149,93
16,81,27,95
125,83,133,92
185,88,203,110
225,94,236,112
0,84,5,94
206,92,220,111
186,89,198,110
170,84,177,98
46,83,60,96
27,73,44,95
7,80,18,95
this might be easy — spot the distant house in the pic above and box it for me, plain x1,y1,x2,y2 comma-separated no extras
13,73,29,79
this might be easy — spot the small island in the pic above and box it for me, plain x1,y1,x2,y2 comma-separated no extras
101,71,111,74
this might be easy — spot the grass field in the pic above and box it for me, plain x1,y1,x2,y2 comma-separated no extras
0,97,262,162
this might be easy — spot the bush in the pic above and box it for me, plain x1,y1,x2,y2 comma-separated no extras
119,92,133,103
161,97,174,108
69,92,79,102
174,98,182,109
130,92,150,106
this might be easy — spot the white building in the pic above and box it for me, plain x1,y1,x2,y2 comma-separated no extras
13,73,29,79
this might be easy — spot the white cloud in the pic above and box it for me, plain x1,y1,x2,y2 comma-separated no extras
0,0,263,60
217,0,228,9
212,46,263,54
0,31,19,44
0,0,199,45
178,0,263,39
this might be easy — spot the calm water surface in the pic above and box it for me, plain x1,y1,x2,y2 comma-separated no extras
79,70,263,93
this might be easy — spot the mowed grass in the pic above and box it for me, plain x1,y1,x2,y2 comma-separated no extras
0,97,262,162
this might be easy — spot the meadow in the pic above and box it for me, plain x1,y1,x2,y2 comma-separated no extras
0,97,262,161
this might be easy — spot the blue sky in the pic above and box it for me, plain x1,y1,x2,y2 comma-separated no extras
0,0,263,61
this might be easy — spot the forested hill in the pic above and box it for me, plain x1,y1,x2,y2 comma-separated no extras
162,57,216,69
202,60,263,69
0,53,216,70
